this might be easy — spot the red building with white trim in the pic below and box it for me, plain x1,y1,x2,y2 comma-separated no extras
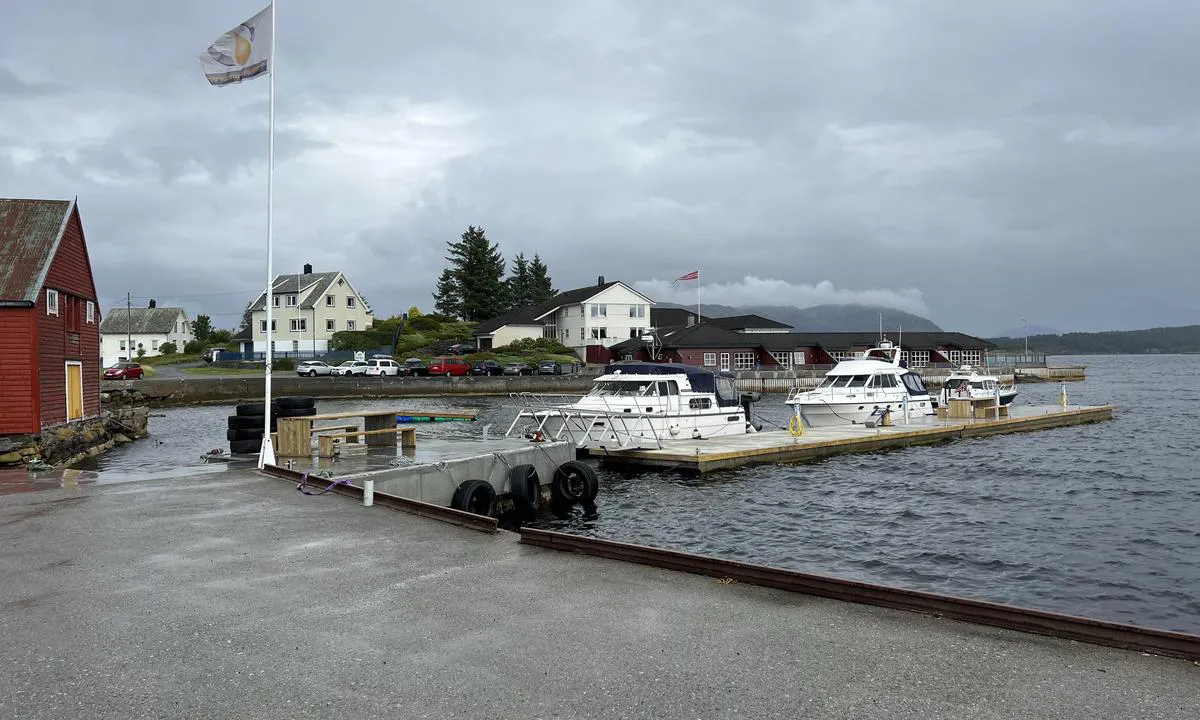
0,198,102,434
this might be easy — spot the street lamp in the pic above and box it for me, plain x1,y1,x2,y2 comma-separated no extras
1021,318,1028,361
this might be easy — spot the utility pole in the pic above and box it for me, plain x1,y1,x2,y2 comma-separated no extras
1022,318,1029,362
126,291,132,362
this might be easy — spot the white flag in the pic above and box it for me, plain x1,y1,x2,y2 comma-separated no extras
199,5,272,86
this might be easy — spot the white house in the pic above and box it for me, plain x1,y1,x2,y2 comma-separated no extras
98,300,194,367
247,264,374,353
474,277,654,359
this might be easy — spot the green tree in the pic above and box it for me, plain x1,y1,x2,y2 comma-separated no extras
209,329,233,344
505,253,532,310
438,225,508,321
407,305,423,318
183,339,204,355
159,342,177,355
432,268,461,318
238,303,254,335
192,315,213,344
527,253,556,305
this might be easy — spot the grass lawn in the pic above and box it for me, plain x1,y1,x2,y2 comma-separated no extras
181,367,263,376
144,353,205,366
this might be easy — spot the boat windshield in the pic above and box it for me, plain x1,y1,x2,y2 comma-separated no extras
818,375,869,388
901,372,929,396
587,380,679,397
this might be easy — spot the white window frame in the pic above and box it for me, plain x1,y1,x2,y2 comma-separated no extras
346,320,356,331
290,318,307,332
86,301,95,323
590,304,606,318
286,294,298,307
46,289,59,315
260,320,277,332
119,340,126,351
326,294,335,307
703,352,716,366
770,351,792,369
272,295,280,308
152,339,159,350
733,352,755,370
590,327,608,340
719,353,730,371
326,319,336,332
346,296,356,309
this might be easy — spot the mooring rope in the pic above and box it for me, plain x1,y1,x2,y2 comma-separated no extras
295,470,350,496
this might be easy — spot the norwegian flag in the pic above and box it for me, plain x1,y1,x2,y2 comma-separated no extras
672,270,699,286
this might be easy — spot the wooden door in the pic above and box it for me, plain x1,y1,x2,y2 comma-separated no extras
66,362,83,421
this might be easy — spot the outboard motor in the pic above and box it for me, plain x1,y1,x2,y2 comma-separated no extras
740,391,763,432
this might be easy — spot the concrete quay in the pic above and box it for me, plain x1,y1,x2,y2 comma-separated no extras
2,471,1195,719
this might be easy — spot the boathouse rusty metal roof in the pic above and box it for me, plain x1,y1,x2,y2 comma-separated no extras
0,198,75,304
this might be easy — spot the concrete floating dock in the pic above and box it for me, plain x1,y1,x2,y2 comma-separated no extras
584,404,1116,473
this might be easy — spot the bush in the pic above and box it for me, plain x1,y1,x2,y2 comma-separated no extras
158,342,177,355
496,337,574,355
183,340,204,355
393,332,429,355
275,358,295,371
406,315,442,333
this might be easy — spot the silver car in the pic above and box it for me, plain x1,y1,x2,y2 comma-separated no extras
331,360,369,376
296,360,333,377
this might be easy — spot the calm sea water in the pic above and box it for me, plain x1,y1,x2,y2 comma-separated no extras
3,355,1197,633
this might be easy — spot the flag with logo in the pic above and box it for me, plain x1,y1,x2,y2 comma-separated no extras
672,270,699,286
199,5,272,86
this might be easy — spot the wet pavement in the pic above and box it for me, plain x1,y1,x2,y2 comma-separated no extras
1,469,1196,719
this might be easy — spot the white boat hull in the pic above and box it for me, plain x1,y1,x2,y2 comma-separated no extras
789,396,935,429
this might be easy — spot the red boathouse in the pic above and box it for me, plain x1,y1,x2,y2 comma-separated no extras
0,198,102,434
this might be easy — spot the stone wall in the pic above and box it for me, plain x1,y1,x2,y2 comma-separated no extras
0,389,150,469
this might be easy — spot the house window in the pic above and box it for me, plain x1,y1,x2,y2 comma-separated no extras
346,297,356,309
628,305,645,318
86,301,95,323
152,339,159,350
590,327,608,340
290,318,307,332
326,319,336,331
346,320,356,331
272,296,280,307
260,320,277,332
286,294,298,307
733,352,755,370
703,352,716,366
590,304,606,318
770,351,792,369
719,353,730,371
120,340,126,351
46,289,59,315
326,294,335,307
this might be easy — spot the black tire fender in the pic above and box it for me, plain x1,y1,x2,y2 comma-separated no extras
228,438,261,454
552,460,599,506
276,396,315,410
228,414,275,430
275,406,317,418
236,402,274,416
508,464,541,518
451,479,497,517
227,427,266,442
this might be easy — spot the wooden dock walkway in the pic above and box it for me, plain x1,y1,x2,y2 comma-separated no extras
583,404,1115,473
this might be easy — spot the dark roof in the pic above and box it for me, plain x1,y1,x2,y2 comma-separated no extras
734,331,996,351
99,307,187,334
0,198,75,303
476,280,652,333
248,271,352,311
708,314,793,331
650,307,708,328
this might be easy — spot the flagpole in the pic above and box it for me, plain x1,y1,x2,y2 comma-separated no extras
696,270,701,324
259,0,277,468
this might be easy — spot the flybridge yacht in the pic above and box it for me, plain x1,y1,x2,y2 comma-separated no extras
940,365,1018,406
506,362,761,450
785,340,936,428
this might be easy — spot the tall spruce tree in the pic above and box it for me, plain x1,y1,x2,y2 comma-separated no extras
527,253,556,305
440,225,508,321
432,268,461,318
506,253,532,309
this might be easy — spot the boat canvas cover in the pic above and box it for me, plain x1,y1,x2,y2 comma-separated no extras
603,362,742,406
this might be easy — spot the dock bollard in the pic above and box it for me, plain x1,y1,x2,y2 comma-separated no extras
363,479,374,507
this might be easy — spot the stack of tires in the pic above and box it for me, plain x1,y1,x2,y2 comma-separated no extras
449,460,601,521
226,396,316,455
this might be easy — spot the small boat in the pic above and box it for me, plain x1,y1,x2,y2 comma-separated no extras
506,361,761,450
785,340,936,428
940,365,1018,406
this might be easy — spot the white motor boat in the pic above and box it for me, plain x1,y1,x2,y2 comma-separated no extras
940,365,1018,406
785,340,936,428
506,362,761,450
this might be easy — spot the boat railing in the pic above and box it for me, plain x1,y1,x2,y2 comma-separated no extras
504,392,668,449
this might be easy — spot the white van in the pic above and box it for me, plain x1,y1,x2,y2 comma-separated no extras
365,359,400,377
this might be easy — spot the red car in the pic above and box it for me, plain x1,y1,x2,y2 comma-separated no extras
427,356,471,376
104,363,144,380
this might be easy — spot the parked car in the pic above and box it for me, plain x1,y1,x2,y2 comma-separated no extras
428,356,471,376
296,360,333,377
471,360,504,376
366,359,401,376
503,362,534,376
537,360,563,375
398,358,428,377
331,360,369,376
104,362,144,380
202,347,228,363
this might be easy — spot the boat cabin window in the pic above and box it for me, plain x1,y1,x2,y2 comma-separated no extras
714,376,740,407
689,397,712,410
870,374,898,388
847,375,870,387
589,380,679,397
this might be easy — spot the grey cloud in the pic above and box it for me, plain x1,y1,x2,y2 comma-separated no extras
0,67,62,97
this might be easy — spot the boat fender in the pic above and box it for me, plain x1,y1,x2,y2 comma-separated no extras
508,464,541,519
551,460,600,506
788,415,804,437
451,479,497,517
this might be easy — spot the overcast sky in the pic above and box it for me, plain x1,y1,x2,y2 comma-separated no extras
2,0,1197,336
